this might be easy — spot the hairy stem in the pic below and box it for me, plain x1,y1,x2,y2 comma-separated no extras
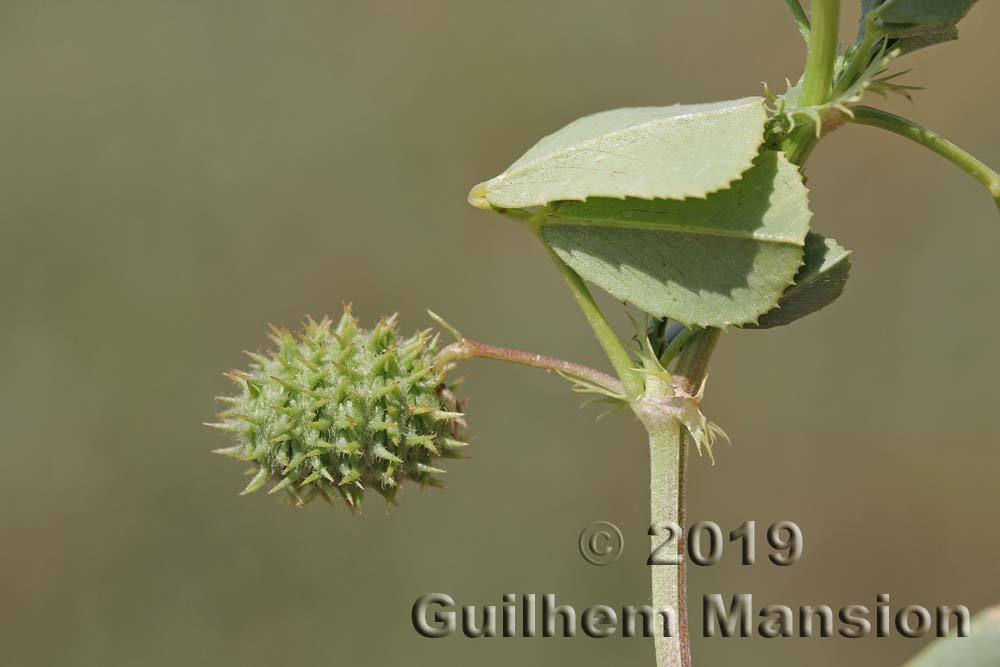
799,0,840,107
672,329,721,396
642,329,721,667
435,338,625,396
542,244,645,398
781,0,841,166
784,0,811,42
648,11,838,661
850,106,1000,211
648,421,686,667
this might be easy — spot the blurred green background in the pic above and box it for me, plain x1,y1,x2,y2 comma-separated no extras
2,2,998,666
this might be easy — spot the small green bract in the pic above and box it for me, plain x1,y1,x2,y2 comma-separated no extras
208,308,467,511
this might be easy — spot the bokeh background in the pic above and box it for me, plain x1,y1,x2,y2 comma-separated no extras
2,2,998,666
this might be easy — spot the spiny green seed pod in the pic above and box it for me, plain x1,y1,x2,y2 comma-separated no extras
207,308,468,511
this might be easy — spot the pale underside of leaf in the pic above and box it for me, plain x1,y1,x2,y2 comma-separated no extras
469,97,768,210
745,232,852,329
541,151,812,328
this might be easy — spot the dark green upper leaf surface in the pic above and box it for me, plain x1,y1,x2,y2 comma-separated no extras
903,606,1000,667
877,0,977,26
469,98,767,210
540,151,811,328
744,232,852,329
859,0,979,54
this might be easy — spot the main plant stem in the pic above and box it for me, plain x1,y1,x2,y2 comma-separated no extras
540,9,843,665
781,0,841,166
647,421,686,667
643,329,720,667
799,0,839,107
646,6,839,665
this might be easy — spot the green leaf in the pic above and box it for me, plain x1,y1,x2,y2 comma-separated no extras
744,232,852,329
892,26,961,55
469,97,767,210
902,606,1000,667
539,151,811,328
859,0,979,55
877,0,977,26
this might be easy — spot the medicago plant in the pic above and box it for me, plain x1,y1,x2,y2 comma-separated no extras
208,2,999,666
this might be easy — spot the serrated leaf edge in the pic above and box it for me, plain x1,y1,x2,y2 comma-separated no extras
469,97,768,210
548,150,813,329
743,234,853,330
